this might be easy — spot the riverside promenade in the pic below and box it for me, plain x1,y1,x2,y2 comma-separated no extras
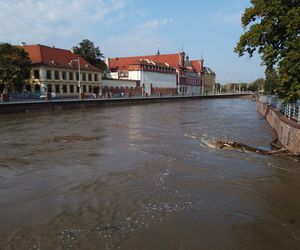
0,93,252,114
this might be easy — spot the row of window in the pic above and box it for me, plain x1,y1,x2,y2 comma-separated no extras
33,70,99,82
141,65,175,72
48,84,97,94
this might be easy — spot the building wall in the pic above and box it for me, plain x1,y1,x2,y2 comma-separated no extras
128,71,141,81
102,79,137,89
187,85,202,95
204,72,216,94
105,72,119,79
29,66,101,97
140,71,176,95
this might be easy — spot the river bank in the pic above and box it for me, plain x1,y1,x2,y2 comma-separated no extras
0,93,251,114
257,100,300,153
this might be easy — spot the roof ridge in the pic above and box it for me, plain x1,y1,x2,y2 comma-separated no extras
23,44,73,53
110,52,182,60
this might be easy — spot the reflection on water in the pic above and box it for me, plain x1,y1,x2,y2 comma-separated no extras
0,99,299,249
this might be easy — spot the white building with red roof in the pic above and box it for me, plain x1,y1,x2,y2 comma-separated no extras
21,44,102,98
105,55,177,96
106,51,210,95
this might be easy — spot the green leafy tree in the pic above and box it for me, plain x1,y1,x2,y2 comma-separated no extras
0,43,31,93
216,82,221,93
240,83,248,91
72,39,106,71
248,78,265,92
234,0,300,102
264,68,279,94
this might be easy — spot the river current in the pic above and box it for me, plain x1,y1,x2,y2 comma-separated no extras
0,98,299,249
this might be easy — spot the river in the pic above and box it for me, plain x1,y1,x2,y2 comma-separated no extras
0,98,299,249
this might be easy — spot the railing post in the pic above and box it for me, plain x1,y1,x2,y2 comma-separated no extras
288,104,292,119
292,105,296,121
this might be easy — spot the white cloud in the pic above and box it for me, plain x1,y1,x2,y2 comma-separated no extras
0,0,128,46
102,18,175,56
0,0,175,57
136,18,174,31
210,11,242,26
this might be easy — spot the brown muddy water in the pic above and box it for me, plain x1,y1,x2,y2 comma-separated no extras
0,99,299,250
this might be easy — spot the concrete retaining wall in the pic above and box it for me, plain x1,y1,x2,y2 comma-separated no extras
0,94,251,115
257,101,300,153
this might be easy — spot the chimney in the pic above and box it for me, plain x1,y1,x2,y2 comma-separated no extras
199,59,204,72
179,52,185,67
105,57,110,70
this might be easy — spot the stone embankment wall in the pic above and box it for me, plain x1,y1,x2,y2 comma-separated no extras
0,94,251,115
257,101,300,153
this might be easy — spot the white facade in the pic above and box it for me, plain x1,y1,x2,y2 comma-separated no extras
137,71,176,95
102,79,137,89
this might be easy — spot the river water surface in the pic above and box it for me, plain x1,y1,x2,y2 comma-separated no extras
0,98,299,249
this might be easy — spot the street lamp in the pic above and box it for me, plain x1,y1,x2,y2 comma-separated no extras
69,56,82,99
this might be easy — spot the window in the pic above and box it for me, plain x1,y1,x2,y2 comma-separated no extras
70,85,74,93
88,73,92,81
76,72,79,81
47,84,52,93
62,71,66,80
35,84,40,93
46,70,52,80
69,72,74,81
82,73,86,81
89,85,92,93
55,84,60,93
94,74,98,81
34,70,39,79
83,85,87,93
63,85,67,93
54,71,59,80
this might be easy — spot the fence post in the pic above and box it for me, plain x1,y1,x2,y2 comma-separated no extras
292,105,296,121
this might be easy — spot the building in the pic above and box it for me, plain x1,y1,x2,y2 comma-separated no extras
105,56,177,96
21,44,102,98
203,67,216,94
107,51,205,96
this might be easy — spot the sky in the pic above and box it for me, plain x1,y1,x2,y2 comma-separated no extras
0,0,265,83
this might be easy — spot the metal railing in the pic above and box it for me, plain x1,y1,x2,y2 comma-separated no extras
265,96,300,124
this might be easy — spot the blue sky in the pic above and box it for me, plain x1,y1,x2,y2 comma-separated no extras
0,0,265,83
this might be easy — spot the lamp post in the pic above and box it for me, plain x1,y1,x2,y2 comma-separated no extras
69,56,83,99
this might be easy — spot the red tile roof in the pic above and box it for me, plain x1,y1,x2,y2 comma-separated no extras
21,44,100,71
191,60,204,74
109,53,184,71
130,58,175,69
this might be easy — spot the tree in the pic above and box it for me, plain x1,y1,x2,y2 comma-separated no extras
249,78,265,92
234,0,300,102
0,43,31,93
216,82,221,93
264,68,279,94
72,39,106,71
